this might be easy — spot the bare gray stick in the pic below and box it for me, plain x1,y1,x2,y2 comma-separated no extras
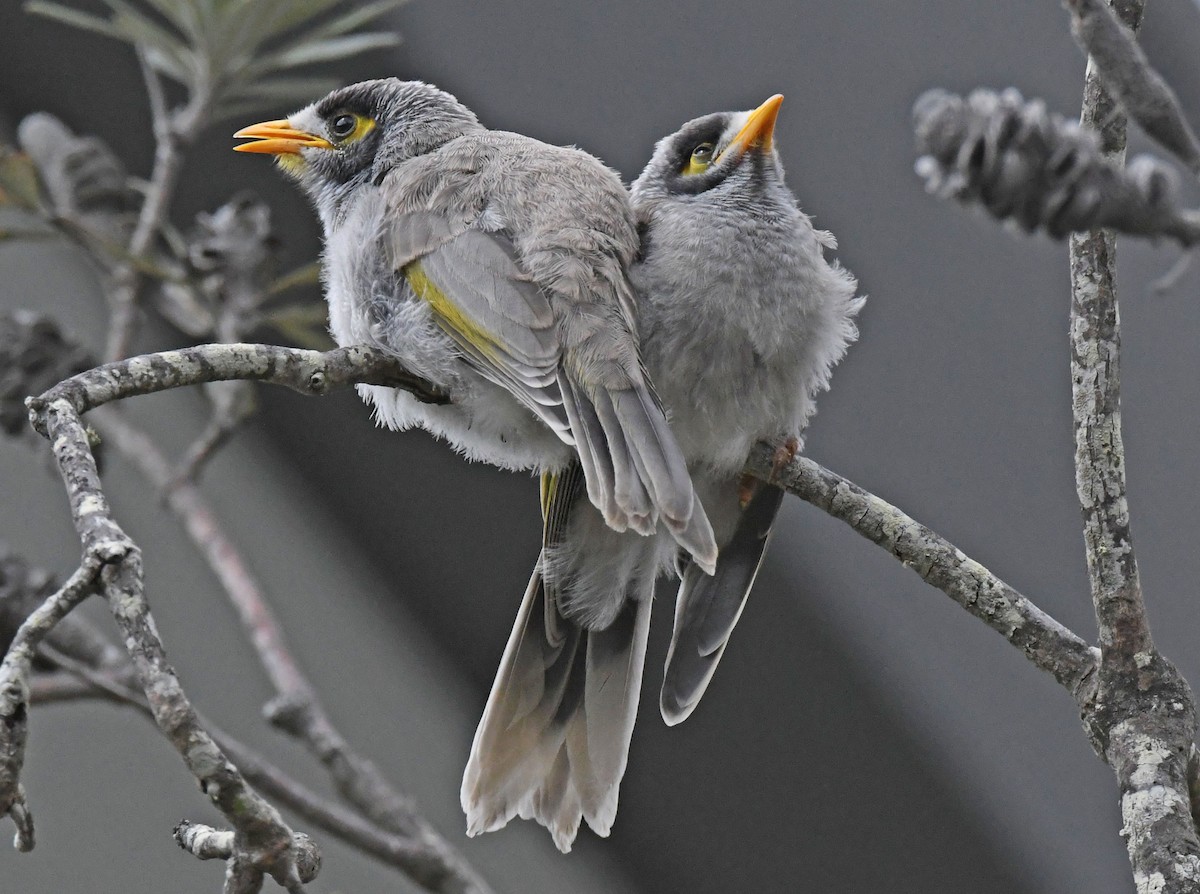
744,445,1099,698
36,646,475,888
22,396,319,890
0,561,99,849
93,408,492,894
105,48,206,362
1063,0,1200,176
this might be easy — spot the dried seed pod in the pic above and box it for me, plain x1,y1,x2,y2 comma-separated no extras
914,87,1196,242
158,193,280,339
16,113,137,240
0,311,95,440
0,546,57,653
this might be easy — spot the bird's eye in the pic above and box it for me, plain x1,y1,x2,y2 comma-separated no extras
330,114,358,139
682,142,716,176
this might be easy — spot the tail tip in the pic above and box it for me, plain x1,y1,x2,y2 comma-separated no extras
659,693,695,726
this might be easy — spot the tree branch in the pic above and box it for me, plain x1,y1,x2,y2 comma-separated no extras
13,342,485,892
27,343,447,427
0,561,100,849
105,47,205,362
11,395,318,889
35,637,485,890
91,410,492,894
744,446,1100,699
1063,0,1200,176
1065,4,1200,890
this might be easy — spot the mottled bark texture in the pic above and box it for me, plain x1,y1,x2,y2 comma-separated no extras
744,446,1100,698
1066,3,1200,889
26,342,446,426
5,341,485,894
5,395,320,893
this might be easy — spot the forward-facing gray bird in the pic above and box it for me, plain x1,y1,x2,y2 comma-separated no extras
233,79,717,568
462,95,863,851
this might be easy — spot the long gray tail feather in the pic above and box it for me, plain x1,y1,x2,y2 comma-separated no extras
559,369,717,572
660,482,785,726
461,561,653,853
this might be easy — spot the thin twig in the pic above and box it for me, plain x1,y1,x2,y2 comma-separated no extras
92,405,491,893
105,49,205,362
1063,0,1200,176
0,561,100,843
745,446,1100,699
35,644,474,886
20,396,319,888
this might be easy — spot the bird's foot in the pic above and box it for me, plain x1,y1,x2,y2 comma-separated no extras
737,473,757,509
770,436,800,482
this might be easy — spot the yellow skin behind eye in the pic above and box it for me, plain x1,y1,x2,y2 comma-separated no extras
681,142,715,176
342,114,376,144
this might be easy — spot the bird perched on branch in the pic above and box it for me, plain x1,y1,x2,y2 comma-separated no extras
462,95,863,852
233,79,717,569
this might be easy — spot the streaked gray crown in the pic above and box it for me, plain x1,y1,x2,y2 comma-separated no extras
289,79,482,213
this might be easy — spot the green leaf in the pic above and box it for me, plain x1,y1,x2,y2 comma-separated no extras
0,150,45,212
260,301,333,351
143,44,197,86
253,0,346,39
102,0,191,61
265,261,321,296
292,0,404,42
212,77,337,122
24,2,125,40
0,227,57,242
132,0,205,44
250,31,398,74
226,75,337,100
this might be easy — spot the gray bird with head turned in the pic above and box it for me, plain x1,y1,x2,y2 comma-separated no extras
462,95,863,851
233,79,718,568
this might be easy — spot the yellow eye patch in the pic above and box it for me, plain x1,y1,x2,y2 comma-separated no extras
328,112,376,145
682,142,716,176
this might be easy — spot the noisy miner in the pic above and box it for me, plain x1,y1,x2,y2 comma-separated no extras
233,79,717,570
462,95,864,852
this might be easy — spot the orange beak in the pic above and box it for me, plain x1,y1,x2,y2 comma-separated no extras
718,94,784,162
233,119,333,155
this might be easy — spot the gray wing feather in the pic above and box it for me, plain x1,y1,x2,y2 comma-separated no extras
660,482,784,726
389,209,716,570
558,371,624,531
390,215,570,435
591,389,655,535
609,386,693,525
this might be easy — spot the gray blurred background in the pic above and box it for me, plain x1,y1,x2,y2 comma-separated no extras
3,0,1200,892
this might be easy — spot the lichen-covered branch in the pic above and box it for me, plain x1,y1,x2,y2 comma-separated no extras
92,409,492,894
1071,3,1149,661
27,343,447,427
744,445,1100,699
12,396,321,890
1066,3,1200,889
31,640,479,888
